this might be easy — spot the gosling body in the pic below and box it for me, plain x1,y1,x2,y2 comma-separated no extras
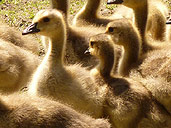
0,93,110,128
0,38,40,94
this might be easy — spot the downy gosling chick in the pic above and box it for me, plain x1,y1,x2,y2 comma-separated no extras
107,0,168,45
85,33,171,128
0,93,110,128
106,19,171,78
0,22,40,54
22,9,107,118
105,19,171,114
72,0,133,27
0,38,40,94
50,0,105,68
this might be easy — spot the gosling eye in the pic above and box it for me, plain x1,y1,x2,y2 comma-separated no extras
43,17,50,22
90,41,95,47
108,27,114,33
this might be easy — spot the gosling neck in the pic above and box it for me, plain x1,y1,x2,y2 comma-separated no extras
48,32,66,67
0,99,8,114
119,32,141,76
98,46,114,79
133,1,150,53
79,0,101,19
50,0,68,17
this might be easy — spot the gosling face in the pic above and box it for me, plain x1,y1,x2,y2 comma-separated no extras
85,39,100,57
105,19,132,46
85,34,112,58
22,9,64,37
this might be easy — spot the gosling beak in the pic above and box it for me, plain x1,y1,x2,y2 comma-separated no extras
22,23,40,35
84,48,91,55
166,21,171,24
107,0,123,4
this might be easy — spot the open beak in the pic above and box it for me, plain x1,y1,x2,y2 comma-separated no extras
107,0,123,4
84,48,91,55
22,23,40,35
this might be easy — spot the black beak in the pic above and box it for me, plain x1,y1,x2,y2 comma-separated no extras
107,0,123,4
22,23,40,35
166,21,171,24
84,48,91,55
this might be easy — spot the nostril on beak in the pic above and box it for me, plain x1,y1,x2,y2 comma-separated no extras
22,23,40,35
84,49,91,55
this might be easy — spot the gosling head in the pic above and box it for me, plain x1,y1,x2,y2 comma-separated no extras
85,33,114,59
22,9,65,38
105,18,140,47
107,0,145,8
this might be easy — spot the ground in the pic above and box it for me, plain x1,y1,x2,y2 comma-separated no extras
0,0,170,31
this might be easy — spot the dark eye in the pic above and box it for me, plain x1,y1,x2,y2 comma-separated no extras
90,41,95,47
43,17,50,22
108,27,114,33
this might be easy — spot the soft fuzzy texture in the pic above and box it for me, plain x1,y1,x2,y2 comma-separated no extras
0,93,110,128
0,38,40,94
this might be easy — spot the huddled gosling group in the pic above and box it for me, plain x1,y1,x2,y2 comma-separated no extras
0,0,170,127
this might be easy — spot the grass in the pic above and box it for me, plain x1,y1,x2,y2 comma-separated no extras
0,0,120,30
0,0,170,31
70,0,85,14
164,0,171,9
0,0,50,30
